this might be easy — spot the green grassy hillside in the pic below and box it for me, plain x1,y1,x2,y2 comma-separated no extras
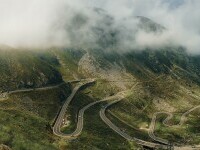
0,47,63,92
0,13,200,149
0,83,71,150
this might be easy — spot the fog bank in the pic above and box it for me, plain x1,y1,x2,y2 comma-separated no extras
0,0,200,53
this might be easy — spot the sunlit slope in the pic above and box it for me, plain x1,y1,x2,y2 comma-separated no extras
0,48,63,92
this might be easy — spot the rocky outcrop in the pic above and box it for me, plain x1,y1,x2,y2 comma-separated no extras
78,52,136,90
0,144,12,150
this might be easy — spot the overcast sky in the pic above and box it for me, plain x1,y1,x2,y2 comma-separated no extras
0,0,199,54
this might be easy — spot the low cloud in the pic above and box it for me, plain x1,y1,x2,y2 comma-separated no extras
0,0,200,54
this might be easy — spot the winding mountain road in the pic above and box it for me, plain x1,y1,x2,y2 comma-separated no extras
69,94,124,137
148,105,200,149
53,87,124,138
0,82,69,100
100,99,167,149
8,83,66,95
163,105,200,127
53,79,95,137
148,112,170,145
1,79,83,98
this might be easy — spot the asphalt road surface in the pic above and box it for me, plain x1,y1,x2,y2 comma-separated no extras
4,79,82,96
100,99,167,149
163,105,200,127
148,105,200,149
0,82,68,100
70,94,123,137
53,79,95,137
148,112,170,145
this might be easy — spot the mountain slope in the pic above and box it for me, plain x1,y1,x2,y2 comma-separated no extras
0,47,63,92
0,12,200,149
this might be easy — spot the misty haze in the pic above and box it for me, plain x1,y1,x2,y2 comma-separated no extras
0,0,200,150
